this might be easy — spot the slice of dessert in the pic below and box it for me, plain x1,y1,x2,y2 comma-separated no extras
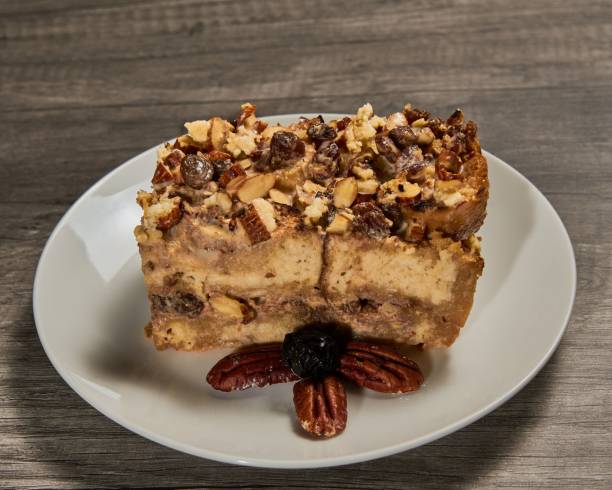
135,102,487,350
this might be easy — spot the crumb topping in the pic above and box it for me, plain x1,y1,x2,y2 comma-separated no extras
136,102,486,246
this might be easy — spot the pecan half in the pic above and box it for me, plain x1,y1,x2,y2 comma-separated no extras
293,375,347,437
338,341,424,393
207,343,298,392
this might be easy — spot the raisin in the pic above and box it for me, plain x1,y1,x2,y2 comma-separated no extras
252,141,272,171
307,122,337,142
336,117,352,131
151,292,203,318
352,202,391,239
270,131,305,168
309,140,340,182
396,145,432,177
379,203,403,234
282,324,343,378
404,107,430,123
389,126,417,149
180,154,214,189
207,151,233,179
410,199,435,212
428,117,447,138
375,134,400,163
447,108,464,127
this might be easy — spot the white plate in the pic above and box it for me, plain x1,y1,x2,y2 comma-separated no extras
33,114,576,469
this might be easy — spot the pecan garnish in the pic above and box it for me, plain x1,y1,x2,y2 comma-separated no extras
206,343,298,392
293,375,347,437
338,341,424,393
206,328,424,438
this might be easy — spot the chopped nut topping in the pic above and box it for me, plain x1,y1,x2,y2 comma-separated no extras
225,175,247,196
236,102,257,127
204,192,233,213
326,213,352,234
378,179,420,205
357,179,379,195
219,163,247,188
226,126,260,158
240,203,272,244
144,195,182,231
184,120,211,144
251,198,277,232
143,101,485,243
269,188,293,206
333,177,358,208
303,197,329,225
237,173,276,203
210,117,233,151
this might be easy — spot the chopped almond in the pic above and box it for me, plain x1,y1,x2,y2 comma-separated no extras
333,177,358,208
237,173,276,203
269,188,293,206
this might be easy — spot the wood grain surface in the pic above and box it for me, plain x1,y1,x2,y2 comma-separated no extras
1,0,611,488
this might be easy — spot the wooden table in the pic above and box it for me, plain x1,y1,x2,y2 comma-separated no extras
2,1,611,487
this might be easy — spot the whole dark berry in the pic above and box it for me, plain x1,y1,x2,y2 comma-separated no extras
375,134,400,163
180,154,214,189
389,126,417,149
282,325,342,378
307,122,337,142
151,292,203,318
270,131,305,168
308,140,340,182
352,202,391,240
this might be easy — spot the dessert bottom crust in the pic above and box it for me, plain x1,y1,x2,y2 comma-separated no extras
147,294,471,351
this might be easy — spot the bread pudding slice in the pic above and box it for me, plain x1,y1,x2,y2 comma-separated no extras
135,103,487,350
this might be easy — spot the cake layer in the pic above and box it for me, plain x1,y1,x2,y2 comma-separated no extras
139,226,482,350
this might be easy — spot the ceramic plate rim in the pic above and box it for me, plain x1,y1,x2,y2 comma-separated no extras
33,114,577,469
